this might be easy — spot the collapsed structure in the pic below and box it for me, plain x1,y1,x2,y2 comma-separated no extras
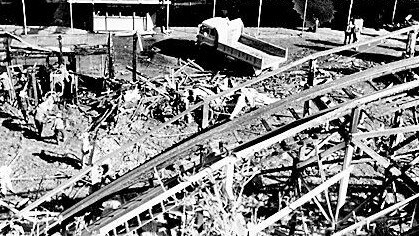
2,19,419,236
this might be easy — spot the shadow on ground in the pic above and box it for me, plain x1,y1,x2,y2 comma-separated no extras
0,111,20,119
152,38,258,76
295,43,400,64
2,118,39,140
306,39,343,47
34,150,82,169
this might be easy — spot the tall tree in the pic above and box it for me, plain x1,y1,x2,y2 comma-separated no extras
293,0,335,26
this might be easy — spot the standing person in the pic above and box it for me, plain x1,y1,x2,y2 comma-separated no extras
157,5,167,34
344,19,355,45
0,72,12,104
353,18,363,43
351,18,359,43
34,96,54,138
314,17,319,33
52,113,65,144
81,132,92,168
0,166,15,196
17,80,29,123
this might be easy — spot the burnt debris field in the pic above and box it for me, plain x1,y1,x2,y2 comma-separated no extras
2,22,419,236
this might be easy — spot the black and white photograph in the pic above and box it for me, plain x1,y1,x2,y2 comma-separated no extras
2,0,419,235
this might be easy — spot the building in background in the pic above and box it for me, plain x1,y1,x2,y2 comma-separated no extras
1,0,419,33
67,0,170,33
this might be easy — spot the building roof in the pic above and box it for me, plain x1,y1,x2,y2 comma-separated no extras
68,0,170,4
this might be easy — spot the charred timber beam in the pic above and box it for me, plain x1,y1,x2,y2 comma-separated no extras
249,167,354,236
333,192,419,236
353,125,419,140
83,81,419,235
335,107,361,222
235,80,419,158
23,48,419,227
35,57,419,227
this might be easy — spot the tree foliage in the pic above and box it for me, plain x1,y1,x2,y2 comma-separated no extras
293,0,335,25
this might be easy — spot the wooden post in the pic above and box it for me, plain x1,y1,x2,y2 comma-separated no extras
225,159,234,200
132,12,136,31
21,0,27,35
261,118,272,131
58,35,63,65
212,0,216,17
257,0,262,36
249,167,353,236
303,59,316,117
406,29,418,58
334,192,419,236
132,31,138,82
5,38,11,66
335,107,360,222
389,110,403,149
92,6,95,32
202,102,209,129
74,74,79,105
105,12,108,31
138,35,143,52
69,1,74,30
392,0,398,24
301,0,308,35
30,72,38,106
108,32,114,79
308,59,317,84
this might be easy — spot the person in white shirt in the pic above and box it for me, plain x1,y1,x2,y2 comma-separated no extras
52,113,65,144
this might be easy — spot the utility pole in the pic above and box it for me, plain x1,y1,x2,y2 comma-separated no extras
347,0,354,25
21,0,27,35
69,0,74,31
166,3,170,31
257,0,262,36
392,0,398,24
301,0,308,35
213,0,216,17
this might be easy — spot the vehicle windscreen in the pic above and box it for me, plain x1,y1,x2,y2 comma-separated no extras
199,25,215,37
